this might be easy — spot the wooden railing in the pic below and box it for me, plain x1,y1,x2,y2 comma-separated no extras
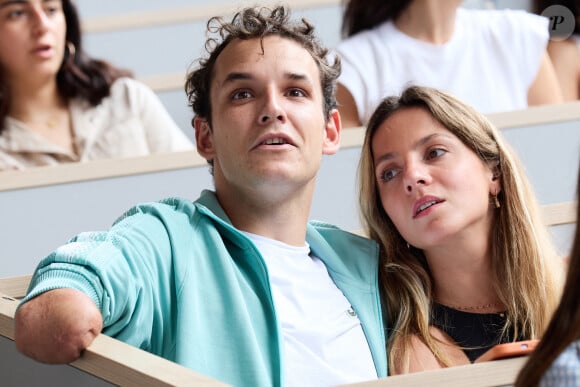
2,101,579,192
0,288,531,387
0,93,577,386
0,198,575,384
0,293,228,386
82,0,341,33
82,0,342,93
344,356,528,386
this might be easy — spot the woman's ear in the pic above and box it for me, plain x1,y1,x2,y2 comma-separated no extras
194,117,215,161
489,161,502,195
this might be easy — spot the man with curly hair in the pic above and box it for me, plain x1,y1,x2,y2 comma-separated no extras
15,6,386,387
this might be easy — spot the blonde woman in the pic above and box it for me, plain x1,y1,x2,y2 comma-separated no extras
359,85,565,374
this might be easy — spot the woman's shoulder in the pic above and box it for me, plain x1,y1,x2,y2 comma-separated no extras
103,77,163,110
392,329,468,374
108,77,152,95
548,37,580,62
458,7,547,37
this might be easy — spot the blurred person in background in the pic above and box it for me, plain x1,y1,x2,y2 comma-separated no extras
335,0,563,128
534,0,580,100
0,0,193,171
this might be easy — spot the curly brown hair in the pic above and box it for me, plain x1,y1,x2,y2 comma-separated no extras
185,5,341,129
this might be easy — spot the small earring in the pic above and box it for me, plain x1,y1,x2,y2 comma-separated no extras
66,41,76,59
406,242,411,249
493,192,501,208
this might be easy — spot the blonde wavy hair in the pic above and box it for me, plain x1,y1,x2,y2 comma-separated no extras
358,86,564,373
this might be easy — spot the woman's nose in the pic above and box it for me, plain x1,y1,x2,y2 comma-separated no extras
403,162,429,193
32,9,51,36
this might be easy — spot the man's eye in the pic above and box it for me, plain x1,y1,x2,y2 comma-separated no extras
287,88,306,97
232,90,252,100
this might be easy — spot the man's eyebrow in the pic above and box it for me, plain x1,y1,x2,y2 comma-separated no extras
285,72,311,82
222,72,253,85
221,71,313,85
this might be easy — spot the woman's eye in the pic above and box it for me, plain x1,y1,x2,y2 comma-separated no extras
380,169,399,182
45,0,62,14
426,148,446,160
232,90,252,100
7,9,25,19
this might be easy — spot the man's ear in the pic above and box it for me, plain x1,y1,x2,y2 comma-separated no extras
322,109,341,155
194,116,215,161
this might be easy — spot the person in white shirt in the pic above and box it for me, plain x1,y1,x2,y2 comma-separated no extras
335,0,563,128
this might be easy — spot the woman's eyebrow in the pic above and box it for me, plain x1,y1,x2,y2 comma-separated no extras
374,133,453,164
0,0,28,8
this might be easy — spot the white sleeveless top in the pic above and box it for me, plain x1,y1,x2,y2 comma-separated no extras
335,8,549,124
573,34,580,51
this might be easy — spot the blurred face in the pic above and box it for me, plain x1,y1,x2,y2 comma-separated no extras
0,0,66,82
195,35,340,198
372,107,500,250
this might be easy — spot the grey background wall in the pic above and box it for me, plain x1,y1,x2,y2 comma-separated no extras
74,0,534,140
1,0,577,278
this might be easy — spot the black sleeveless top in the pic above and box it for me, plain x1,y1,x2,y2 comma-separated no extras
430,303,519,362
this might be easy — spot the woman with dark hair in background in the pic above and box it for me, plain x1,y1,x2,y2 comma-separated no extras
335,0,563,128
0,0,192,170
534,0,580,100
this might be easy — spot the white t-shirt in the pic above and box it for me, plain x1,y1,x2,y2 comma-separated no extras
334,8,549,124
573,34,580,51
243,232,377,387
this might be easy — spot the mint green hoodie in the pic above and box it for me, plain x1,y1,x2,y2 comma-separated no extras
22,190,387,386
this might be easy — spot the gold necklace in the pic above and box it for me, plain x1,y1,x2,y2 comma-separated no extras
436,300,503,311
46,117,59,129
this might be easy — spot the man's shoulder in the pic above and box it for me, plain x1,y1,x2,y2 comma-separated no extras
112,197,198,225
309,220,350,233
308,220,377,250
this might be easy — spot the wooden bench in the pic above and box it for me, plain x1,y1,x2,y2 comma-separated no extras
0,292,228,386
